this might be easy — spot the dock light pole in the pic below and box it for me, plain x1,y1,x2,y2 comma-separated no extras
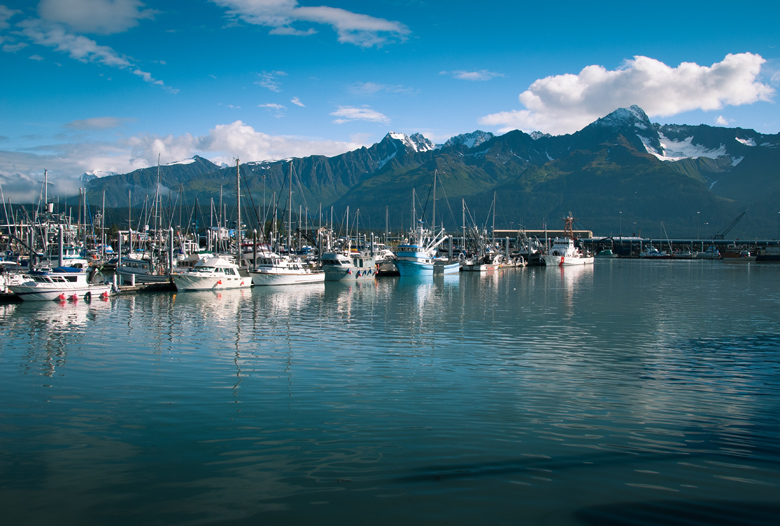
697,211,700,239
619,211,622,238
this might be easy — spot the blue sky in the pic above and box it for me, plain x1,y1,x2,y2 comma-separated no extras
1,0,779,201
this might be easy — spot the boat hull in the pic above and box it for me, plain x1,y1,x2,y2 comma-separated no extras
396,260,460,275
10,283,112,302
542,255,594,267
323,267,377,281
172,274,250,291
250,271,325,286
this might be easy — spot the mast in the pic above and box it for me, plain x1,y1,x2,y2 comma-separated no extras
492,191,496,245
432,169,437,234
236,158,241,265
287,162,293,252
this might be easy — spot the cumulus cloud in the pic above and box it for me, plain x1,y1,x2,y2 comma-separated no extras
330,106,390,124
441,69,504,81
130,121,364,166
0,121,365,201
479,53,775,135
210,0,409,47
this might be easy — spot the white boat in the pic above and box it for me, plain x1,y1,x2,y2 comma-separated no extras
543,237,595,267
171,256,251,291
640,246,672,259
320,252,378,281
542,213,594,267
249,253,325,286
8,266,113,301
460,253,504,271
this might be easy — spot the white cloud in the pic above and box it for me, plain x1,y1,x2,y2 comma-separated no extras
0,121,366,201
17,18,173,90
38,0,157,35
127,121,366,167
259,103,285,111
2,41,28,53
0,5,20,29
290,96,304,107
441,70,504,81
350,81,415,95
210,0,409,47
65,116,131,130
330,106,390,124
479,53,775,135
716,116,730,126
256,70,286,92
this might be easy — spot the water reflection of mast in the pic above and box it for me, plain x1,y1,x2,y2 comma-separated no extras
233,292,244,400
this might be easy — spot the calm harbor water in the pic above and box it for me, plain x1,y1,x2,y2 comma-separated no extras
1,260,779,525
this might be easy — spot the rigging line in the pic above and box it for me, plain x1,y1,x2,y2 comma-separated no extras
419,174,435,224
238,164,261,228
435,175,458,228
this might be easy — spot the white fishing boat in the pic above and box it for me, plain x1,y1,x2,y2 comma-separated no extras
320,251,378,281
460,252,505,271
249,252,324,286
171,256,250,291
8,266,113,301
542,213,594,267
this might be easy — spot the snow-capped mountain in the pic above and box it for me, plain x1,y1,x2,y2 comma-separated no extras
83,106,780,238
80,169,118,184
444,130,494,149
386,132,435,152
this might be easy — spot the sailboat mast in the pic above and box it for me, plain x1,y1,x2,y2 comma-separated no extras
288,163,293,252
236,158,241,265
432,169,437,233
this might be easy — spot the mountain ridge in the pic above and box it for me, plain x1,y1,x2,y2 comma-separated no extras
83,107,780,238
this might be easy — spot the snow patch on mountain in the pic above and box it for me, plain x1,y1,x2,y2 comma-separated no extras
736,137,756,147
80,169,118,183
530,131,551,140
377,152,397,169
646,132,728,161
593,105,651,130
387,132,435,152
166,158,196,166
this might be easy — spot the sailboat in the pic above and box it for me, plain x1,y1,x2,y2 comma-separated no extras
250,162,324,286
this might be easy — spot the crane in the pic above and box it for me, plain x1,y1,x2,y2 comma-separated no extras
712,210,747,239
